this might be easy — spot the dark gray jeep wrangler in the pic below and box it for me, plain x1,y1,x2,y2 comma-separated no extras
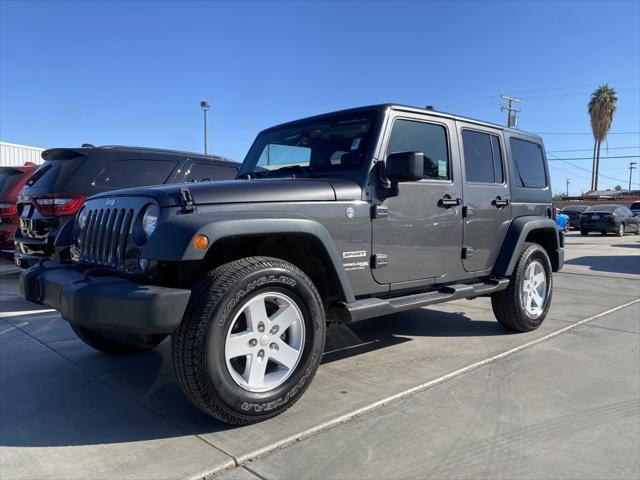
21,105,563,424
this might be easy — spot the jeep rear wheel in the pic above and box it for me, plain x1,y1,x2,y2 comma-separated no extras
71,324,167,354
491,243,552,332
172,256,325,425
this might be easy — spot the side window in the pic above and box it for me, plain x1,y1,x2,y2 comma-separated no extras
462,130,504,183
184,163,218,182
92,160,178,189
510,138,547,188
386,119,449,180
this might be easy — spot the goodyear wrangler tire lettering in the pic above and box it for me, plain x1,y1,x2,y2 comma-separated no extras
172,256,325,425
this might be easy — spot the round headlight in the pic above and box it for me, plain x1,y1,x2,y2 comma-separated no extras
77,207,88,229
142,204,158,239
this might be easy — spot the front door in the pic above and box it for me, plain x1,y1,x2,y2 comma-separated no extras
458,124,512,272
371,114,464,286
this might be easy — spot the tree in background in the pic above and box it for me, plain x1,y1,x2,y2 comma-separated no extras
588,85,618,191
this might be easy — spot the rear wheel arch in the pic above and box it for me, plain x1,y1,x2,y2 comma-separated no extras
492,217,562,277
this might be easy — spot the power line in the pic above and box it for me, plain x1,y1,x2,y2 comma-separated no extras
536,131,640,135
547,155,640,161
546,152,640,186
548,146,640,153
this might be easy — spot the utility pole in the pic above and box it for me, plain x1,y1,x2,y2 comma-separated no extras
629,161,637,192
500,95,522,128
200,101,211,155
566,178,570,196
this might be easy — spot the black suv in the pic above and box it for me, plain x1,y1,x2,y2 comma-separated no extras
15,145,238,267
22,105,563,425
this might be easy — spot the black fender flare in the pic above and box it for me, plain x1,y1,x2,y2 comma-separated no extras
492,216,563,277
142,211,355,302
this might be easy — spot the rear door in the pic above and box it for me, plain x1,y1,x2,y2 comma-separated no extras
458,124,512,272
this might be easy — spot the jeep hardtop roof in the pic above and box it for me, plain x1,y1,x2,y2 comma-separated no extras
262,104,542,142
41,145,237,165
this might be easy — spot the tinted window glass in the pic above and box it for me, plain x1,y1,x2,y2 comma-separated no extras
462,131,495,183
0,171,22,199
585,205,617,212
92,160,177,189
491,135,504,183
386,119,449,180
631,202,640,209
184,163,238,182
184,163,217,182
510,138,547,188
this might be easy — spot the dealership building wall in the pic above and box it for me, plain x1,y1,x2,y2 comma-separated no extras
0,141,45,167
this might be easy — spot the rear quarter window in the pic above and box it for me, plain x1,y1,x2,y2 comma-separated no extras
510,138,547,188
92,160,178,189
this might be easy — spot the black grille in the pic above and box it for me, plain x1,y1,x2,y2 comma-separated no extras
78,208,135,267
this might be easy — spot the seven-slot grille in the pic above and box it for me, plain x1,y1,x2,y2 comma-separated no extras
78,208,135,267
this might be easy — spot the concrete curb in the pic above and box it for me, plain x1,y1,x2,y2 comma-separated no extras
193,298,640,480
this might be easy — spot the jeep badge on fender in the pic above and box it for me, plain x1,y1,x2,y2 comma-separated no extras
20,104,563,425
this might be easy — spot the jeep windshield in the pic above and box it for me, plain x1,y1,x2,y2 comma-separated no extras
239,111,378,178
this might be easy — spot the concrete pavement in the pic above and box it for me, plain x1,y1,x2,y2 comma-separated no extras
1,232,638,479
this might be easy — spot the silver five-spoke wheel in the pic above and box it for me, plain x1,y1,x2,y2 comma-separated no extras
223,292,305,392
521,260,547,318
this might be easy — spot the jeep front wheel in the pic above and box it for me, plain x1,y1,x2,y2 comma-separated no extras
172,256,325,425
491,243,552,332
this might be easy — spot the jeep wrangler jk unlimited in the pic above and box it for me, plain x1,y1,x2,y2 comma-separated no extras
21,105,563,425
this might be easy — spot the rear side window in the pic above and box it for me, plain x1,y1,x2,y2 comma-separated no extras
25,163,53,187
631,202,640,209
462,130,504,183
92,160,178,189
0,171,22,198
386,119,450,180
510,138,547,188
184,163,237,182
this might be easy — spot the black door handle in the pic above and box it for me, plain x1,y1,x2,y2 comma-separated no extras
439,196,461,208
493,196,510,208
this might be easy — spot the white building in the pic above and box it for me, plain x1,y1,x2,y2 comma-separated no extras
0,141,45,167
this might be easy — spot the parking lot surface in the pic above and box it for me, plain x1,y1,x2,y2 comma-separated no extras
1,232,639,480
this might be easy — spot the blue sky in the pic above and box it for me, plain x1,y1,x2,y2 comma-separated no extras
1,0,638,194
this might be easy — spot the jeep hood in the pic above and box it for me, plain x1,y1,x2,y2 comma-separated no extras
88,178,363,207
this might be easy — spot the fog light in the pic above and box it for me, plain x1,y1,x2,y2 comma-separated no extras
194,234,209,250
138,257,149,271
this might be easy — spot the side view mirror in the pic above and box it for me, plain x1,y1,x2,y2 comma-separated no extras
386,152,424,181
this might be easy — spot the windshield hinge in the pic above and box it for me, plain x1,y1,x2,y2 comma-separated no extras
180,187,194,212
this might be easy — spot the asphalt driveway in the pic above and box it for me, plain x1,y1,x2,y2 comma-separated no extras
1,232,639,480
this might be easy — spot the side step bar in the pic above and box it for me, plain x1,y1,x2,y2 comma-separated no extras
336,278,510,323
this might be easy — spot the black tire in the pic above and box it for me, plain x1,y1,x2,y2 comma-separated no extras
71,324,167,354
172,256,325,425
580,229,589,236
616,223,625,237
601,230,608,236
491,243,553,332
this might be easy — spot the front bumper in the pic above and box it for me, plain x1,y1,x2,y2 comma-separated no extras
20,262,191,334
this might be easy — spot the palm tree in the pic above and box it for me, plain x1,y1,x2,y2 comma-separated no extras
588,85,618,191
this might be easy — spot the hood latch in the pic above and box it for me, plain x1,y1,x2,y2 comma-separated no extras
180,187,194,212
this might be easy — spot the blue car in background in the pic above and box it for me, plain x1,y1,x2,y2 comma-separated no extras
556,210,569,232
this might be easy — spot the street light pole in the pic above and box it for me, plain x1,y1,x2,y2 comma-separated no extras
629,162,637,192
200,101,211,155
566,178,570,196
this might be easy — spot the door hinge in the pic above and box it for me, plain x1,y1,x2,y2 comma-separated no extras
372,204,389,218
462,246,475,259
180,187,194,212
372,253,389,268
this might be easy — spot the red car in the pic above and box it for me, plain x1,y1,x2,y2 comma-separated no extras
0,163,38,255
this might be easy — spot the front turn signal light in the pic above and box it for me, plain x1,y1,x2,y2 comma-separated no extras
194,234,209,250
